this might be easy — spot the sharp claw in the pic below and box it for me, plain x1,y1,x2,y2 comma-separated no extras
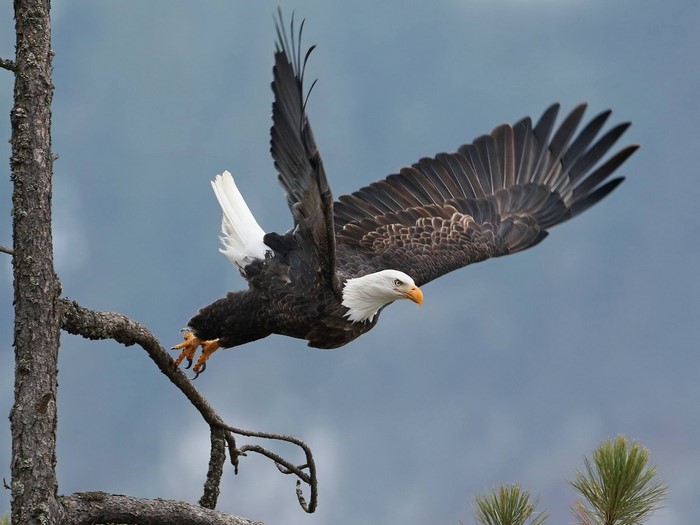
192,361,207,380
173,333,219,376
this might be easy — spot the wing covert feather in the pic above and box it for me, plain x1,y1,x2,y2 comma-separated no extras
334,104,637,286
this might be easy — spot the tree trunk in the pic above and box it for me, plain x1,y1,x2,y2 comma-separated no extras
9,0,63,523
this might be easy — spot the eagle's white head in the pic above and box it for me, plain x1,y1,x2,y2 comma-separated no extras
341,269,424,323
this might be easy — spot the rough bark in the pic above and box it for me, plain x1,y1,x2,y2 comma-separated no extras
59,493,264,525
9,0,64,524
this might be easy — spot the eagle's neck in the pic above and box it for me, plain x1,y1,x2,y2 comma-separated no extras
341,274,394,323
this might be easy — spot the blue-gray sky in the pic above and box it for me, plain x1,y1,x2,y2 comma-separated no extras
1,1,698,524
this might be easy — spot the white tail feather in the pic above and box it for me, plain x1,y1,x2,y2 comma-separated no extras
211,171,268,269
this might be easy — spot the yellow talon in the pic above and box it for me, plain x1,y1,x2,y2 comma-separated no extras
172,332,221,377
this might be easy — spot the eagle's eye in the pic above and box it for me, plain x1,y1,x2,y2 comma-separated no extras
393,278,403,286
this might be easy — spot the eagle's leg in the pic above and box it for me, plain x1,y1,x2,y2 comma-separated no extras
191,339,221,379
172,333,221,377
172,331,201,369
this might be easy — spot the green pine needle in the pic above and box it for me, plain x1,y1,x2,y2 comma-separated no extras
474,484,548,525
570,435,667,525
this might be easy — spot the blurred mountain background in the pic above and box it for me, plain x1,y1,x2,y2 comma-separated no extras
1,1,698,524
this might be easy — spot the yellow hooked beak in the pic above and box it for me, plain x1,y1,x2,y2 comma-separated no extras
403,285,424,305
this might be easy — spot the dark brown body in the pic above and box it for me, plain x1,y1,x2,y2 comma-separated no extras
188,258,379,350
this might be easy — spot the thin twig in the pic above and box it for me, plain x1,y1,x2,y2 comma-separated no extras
236,443,316,512
220,421,318,511
0,57,16,72
224,431,241,473
237,444,311,484
0,244,14,255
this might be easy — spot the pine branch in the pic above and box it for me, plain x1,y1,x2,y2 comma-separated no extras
474,485,548,525
0,244,14,255
569,435,667,525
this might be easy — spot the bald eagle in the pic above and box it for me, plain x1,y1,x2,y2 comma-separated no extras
173,13,637,376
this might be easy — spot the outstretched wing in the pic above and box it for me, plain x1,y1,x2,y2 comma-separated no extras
334,104,638,286
270,10,338,292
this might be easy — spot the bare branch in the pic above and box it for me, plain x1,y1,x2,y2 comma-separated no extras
200,427,227,509
60,492,264,525
221,422,318,511
0,57,16,71
59,297,318,513
0,244,14,255
59,298,211,410
238,444,311,484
